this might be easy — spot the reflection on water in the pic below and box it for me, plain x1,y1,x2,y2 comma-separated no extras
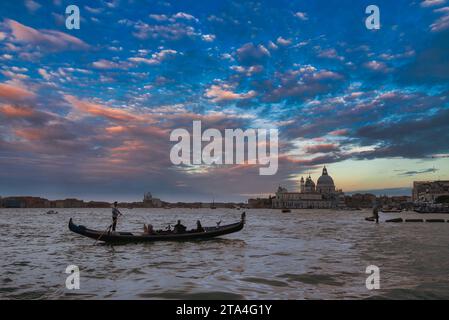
1,208,449,299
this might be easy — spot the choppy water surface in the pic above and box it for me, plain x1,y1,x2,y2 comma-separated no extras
1,208,449,299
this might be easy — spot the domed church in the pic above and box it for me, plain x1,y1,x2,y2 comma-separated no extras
273,166,344,209
316,166,335,194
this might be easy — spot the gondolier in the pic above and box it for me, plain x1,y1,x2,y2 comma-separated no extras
111,201,122,231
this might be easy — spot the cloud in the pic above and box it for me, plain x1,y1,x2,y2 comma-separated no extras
236,43,270,66
0,82,36,101
149,14,168,21
37,68,51,80
430,6,449,31
364,60,390,73
294,12,308,21
230,65,263,76
317,48,344,61
25,0,41,12
91,59,127,69
128,49,178,65
64,95,149,122
4,19,89,51
0,104,35,117
201,34,216,42
172,12,198,22
84,6,103,14
354,108,449,159
421,0,446,7
276,36,292,46
397,30,449,83
132,21,196,40
397,168,438,176
305,144,340,154
204,83,256,103
329,129,349,136
261,67,345,103
14,125,74,141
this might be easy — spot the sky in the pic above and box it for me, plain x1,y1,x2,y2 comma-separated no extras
0,0,448,202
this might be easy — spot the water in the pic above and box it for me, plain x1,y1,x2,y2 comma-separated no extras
1,208,449,299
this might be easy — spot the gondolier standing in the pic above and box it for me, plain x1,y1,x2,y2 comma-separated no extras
111,201,122,231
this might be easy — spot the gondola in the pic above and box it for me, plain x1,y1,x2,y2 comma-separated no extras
68,212,246,243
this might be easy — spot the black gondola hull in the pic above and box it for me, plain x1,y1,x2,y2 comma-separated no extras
68,214,245,243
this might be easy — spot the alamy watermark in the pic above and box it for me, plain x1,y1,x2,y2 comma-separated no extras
65,5,80,30
365,265,380,290
65,264,80,290
365,5,380,30
169,121,279,175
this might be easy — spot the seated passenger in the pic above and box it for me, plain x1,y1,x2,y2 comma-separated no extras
196,220,204,232
173,220,187,234
143,224,155,235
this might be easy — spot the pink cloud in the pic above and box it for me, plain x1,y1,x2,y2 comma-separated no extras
364,60,390,72
5,19,89,51
0,82,36,101
306,143,340,154
329,129,349,136
204,83,256,103
64,95,148,122
92,59,127,69
0,104,35,117
421,0,446,7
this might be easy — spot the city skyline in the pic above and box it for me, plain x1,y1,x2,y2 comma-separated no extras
1,0,449,202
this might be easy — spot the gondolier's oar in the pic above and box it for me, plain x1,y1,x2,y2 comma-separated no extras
94,224,112,245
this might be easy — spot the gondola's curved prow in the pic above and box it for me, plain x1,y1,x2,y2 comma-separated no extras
68,212,246,243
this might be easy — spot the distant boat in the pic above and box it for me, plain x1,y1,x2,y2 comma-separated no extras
46,210,58,214
282,209,291,213
414,206,449,214
211,198,217,209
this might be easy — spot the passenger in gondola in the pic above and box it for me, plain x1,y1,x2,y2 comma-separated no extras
143,224,155,235
196,220,204,232
173,220,187,233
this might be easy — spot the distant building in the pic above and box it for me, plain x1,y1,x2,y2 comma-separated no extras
1,197,26,208
248,197,273,208
60,198,85,208
0,196,49,208
143,192,162,207
344,193,377,208
272,166,345,209
413,180,449,203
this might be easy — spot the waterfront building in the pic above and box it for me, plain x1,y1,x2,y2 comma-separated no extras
272,166,345,209
143,192,163,207
413,180,449,203
248,197,273,208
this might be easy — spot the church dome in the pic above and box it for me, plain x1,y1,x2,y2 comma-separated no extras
317,174,334,186
317,166,335,193
305,177,315,187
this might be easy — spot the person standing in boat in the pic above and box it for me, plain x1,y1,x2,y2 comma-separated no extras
111,201,122,231
373,206,379,224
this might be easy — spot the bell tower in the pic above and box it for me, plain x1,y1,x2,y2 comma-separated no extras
300,176,305,193
322,165,328,176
